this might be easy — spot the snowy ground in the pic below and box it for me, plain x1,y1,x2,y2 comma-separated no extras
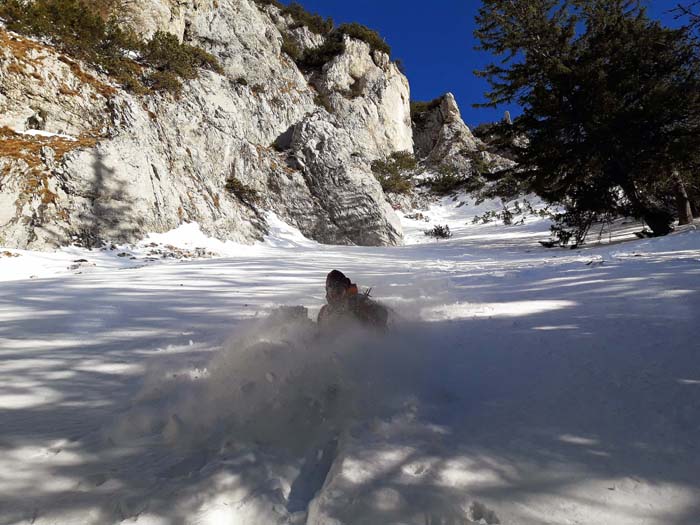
1,199,699,525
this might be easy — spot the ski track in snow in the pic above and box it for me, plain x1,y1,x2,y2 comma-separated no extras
1,202,699,525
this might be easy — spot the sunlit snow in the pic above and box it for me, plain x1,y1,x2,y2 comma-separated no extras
1,199,699,525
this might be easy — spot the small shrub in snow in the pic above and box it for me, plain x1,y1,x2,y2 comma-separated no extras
464,149,492,177
472,199,551,227
389,151,418,172
549,208,599,247
371,151,418,195
428,165,466,195
424,225,452,239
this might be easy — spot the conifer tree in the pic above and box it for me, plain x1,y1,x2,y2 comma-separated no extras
675,1,700,29
475,0,700,238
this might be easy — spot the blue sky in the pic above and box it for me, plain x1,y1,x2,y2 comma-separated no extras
288,1,686,127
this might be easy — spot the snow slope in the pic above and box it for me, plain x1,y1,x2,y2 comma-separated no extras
1,204,699,525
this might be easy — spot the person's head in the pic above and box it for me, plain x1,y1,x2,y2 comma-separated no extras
325,270,356,304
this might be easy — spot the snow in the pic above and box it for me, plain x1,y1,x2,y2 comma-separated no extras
1,125,79,141
17,129,78,141
0,214,312,282
1,204,699,525
399,193,548,244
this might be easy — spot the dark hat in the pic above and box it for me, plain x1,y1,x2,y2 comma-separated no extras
326,270,352,291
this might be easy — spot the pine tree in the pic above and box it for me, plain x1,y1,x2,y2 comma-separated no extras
475,0,700,238
675,2,700,29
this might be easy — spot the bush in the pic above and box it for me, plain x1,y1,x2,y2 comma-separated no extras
372,168,413,194
281,34,303,61
90,0,126,19
337,23,390,56
144,31,223,80
252,0,284,8
428,164,466,195
389,151,418,172
465,150,491,176
477,172,526,202
549,209,597,247
371,151,417,194
225,177,260,205
0,0,222,95
424,225,452,239
188,45,224,75
144,31,198,78
472,122,498,140
147,70,183,98
410,97,442,121
295,37,345,71
283,2,333,35
0,0,108,49
253,0,333,35
136,31,222,94
277,20,390,73
427,157,490,196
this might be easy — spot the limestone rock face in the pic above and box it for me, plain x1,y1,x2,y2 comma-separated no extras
0,0,413,249
286,113,402,246
121,0,204,41
317,36,413,158
412,92,512,176
413,93,482,168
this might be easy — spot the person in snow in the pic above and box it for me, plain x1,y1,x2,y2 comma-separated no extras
317,270,388,331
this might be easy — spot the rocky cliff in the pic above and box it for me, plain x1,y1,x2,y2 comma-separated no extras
0,0,412,249
411,92,514,187
412,93,489,173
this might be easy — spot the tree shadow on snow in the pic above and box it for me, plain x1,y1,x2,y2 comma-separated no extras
0,253,698,524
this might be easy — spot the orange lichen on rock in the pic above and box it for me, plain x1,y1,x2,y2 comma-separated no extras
0,126,98,169
7,62,26,76
0,127,98,210
0,29,116,99
0,28,50,60
58,56,117,98
58,83,80,96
